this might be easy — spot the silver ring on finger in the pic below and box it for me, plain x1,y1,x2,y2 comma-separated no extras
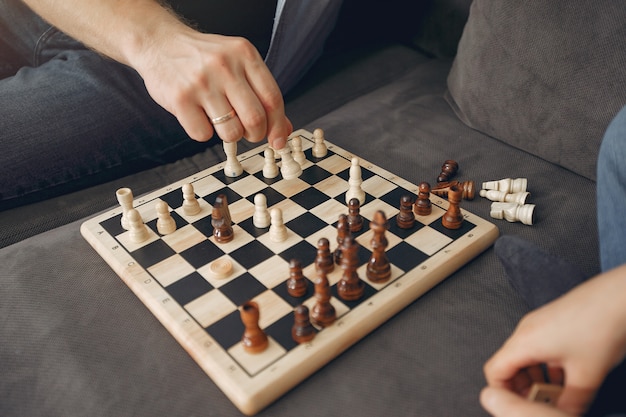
210,109,237,125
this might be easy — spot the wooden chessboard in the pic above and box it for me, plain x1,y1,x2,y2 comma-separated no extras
80,128,499,415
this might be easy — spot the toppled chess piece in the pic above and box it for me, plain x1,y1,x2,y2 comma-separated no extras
490,202,535,225
479,189,530,204
432,180,476,200
437,160,459,183
482,177,527,193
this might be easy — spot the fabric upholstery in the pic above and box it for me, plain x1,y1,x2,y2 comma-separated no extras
446,0,626,180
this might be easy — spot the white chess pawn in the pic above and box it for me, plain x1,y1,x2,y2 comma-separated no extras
223,141,243,177
345,157,365,205
312,128,327,158
482,178,528,194
116,187,134,230
290,135,307,166
278,147,302,180
253,193,271,228
490,202,535,225
269,207,288,242
155,200,177,235
182,183,201,216
263,147,279,179
127,208,150,243
479,190,530,204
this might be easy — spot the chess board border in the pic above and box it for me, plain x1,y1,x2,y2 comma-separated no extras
80,129,499,415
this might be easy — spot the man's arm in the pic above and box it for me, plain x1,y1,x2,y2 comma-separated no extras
22,0,291,148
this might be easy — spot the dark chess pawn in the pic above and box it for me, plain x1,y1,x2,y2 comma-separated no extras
347,197,364,232
240,301,268,354
292,305,316,344
437,159,459,183
367,210,391,283
442,185,464,229
311,270,336,327
414,181,432,216
334,214,350,265
337,235,365,301
315,237,334,274
211,203,234,243
286,259,307,298
396,195,415,229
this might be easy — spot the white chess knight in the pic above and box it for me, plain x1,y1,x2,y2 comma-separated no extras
345,157,365,205
223,141,243,177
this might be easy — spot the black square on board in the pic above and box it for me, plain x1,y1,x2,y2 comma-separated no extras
272,279,314,307
180,239,223,269
386,241,429,273
237,217,269,238
160,188,185,209
166,272,214,306
330,280,377,310
265,314,302,351
253,170,282,186
299,164,332,186
191,216,214,237
100,215,124,237
212,169,249,186
131,239,176,269
219,273,267,306
278,240,318,267
203,187,243,207
387,215,425,240
205,310,243,350
229,240,275,270
429,217,476,240
290,187,330,211
285,212,328,239
336,165,376,182
245,186,286,208
379,186,417,209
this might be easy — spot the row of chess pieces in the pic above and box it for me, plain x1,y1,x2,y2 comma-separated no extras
429,160,534,226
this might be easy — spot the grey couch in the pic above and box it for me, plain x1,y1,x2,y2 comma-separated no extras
2,1,625,416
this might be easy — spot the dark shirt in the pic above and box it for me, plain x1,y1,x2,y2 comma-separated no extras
166,0,278,57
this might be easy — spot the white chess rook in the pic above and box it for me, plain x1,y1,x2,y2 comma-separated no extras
116,187,134,230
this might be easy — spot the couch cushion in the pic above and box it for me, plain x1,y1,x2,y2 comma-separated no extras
446,0,626,180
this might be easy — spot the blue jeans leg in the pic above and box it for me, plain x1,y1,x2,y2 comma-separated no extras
0,1,209,209
597,105,626,272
